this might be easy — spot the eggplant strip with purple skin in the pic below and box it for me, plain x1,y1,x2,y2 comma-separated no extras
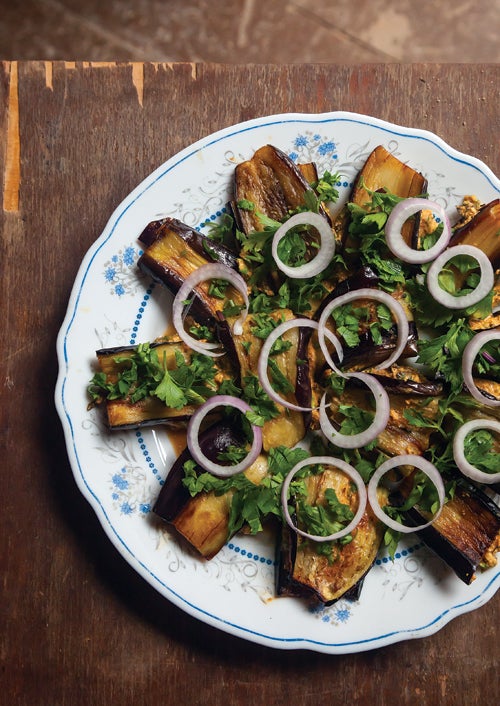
277,466,387,604
393,480,500,584
216,309,310,450
308,266,419,375
137,217,243,325
232,144,334,295
449,198,500,269
344,145,428,250
90,340,228,430
91,308,313,445
232,144,328,234
154,421,269,559
324,384,439,457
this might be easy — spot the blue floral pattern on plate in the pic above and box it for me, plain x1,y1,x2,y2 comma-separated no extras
103,246,145,296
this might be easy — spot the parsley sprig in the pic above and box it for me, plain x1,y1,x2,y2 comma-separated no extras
88,343,218,408
182,446,311,536
346,188,411,290
415,319,474,394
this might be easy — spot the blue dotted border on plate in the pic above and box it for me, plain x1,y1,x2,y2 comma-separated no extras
227,542,277,566
135,430,164,487
129,285,155,345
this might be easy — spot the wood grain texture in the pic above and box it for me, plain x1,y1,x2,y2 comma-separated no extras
1,1,498,63
1,61,499,706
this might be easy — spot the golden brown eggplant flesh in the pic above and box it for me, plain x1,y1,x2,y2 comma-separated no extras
233,144,322,234
449,199,500,269
345,145,427,249
154,421,268,559
317,380,440,457
92,341,223,430
277,468,386,604
399,483,500,584
137,217,243,324
216,308,308,450
311,266,419,372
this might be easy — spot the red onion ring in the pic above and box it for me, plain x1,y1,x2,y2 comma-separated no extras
271,211,336,279
426,244,495,310
186,395,262,477
367,455,445,533
172,263,249,356
257,318,343,412
462,329,500,407
385,198,451,263
281,455,367,542
317,287,410,370
319,372,390,449
452,418,500,484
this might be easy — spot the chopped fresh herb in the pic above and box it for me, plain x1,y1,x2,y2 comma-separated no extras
295,486,356,562
222,300,245,318
463,428,499,474
188,323,216,342
268,359,294,394
154,360,189,408
88,343,218,407
312,171,340,205
329,301,394,350
182,445,310,537
250,312,282,339
338,404,375,444
206,212,234,245
242,373,280,426
208,278,230,299
416,319,474,394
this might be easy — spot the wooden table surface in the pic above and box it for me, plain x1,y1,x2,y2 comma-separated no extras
1,61,499,706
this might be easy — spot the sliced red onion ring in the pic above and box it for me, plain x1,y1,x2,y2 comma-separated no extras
317,287,409,370
172,263,249,356
257,318,343,412
319,372,390,449
452,418,500,484
281,455,367,542
271,211,336,279
367,455,445,533
186,395,262,477
426,244,495,310
462,329,500,407
385,198,451,264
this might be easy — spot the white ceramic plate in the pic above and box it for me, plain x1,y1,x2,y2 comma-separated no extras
55,112,500,653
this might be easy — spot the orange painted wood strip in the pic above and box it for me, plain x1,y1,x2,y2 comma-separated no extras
3,61,20,213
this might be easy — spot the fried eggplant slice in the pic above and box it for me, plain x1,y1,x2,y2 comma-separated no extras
450,198,500,269
89,341,224,430
311,268,419,373
367,365,444,397
154,421,268,559
400,482,500,584
318,379,440,457
346,145,427,248
216,309,309,450
351,145,427,204
137,217,243,324
277,466,385,604
233,144,322,234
